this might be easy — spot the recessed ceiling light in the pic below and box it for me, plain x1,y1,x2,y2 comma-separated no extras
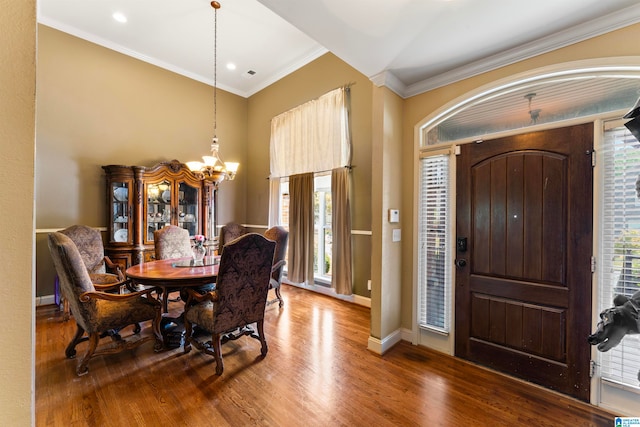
226,63,237,71
112,12,127,23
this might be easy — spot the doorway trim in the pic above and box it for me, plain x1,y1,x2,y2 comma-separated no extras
415,57,640,146
412,56,640,412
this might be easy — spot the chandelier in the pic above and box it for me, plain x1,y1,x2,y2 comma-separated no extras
187,1,239,183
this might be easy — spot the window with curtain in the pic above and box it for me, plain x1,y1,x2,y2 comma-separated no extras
270,87,351,178
270,87,352,293
417,151,452,332
599,120,640,388
279,174,333,283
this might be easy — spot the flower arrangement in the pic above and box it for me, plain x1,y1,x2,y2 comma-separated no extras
192,234,207,248
191,235,207,263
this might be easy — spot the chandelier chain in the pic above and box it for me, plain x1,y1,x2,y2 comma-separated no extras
213,3,218,138
186,1,237,182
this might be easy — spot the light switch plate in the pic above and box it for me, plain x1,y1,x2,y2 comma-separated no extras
392,228,401,242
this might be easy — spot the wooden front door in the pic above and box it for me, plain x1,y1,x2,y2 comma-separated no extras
454,123,593,401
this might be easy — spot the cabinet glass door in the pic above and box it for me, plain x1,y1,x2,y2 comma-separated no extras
146,180,172,241
111,182,130,243
178,181,200,236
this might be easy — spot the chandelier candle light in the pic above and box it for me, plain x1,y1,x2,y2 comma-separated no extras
187,1,239,183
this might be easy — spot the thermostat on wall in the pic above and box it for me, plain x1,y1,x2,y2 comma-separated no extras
388,209,400,223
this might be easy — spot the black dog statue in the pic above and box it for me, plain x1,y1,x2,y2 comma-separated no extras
588,290,640,381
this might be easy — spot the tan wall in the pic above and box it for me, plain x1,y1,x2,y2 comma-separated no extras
400,22,640,329
370,86,404,340
247,53,374,297
0,1,36,424
35,25,248,296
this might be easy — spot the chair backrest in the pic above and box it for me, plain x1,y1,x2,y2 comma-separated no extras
154,225,192,260
48,232,96,331
219,222,246,248
60,225,106,274
264,226,289,284
213,233,276,334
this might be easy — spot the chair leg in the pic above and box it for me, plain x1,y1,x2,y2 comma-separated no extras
183,318,193,354
151,304,163,352
163,293,169,313
212,333,224,375
76,333,100,376
65,323,85,359
275,286,284,307
256,320,268,357
62,298,70,321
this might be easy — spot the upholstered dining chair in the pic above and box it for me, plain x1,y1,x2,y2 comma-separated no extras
218,222,246,251
264,226,289,307
154,225,192,312
59,225,127,321
182,233,275,375
48,232,162,376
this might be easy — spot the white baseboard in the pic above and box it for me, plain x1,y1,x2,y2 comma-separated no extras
284,280,371,308
400,327,414,343
36,294,57,307
367,328,403,355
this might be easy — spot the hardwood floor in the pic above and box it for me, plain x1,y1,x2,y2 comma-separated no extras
36,285,616,426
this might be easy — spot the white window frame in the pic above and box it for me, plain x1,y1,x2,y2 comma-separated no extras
417,147,455,334
314,173,332,283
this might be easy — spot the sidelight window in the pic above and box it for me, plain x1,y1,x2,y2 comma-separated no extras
417,151,453,332
599,120,640,389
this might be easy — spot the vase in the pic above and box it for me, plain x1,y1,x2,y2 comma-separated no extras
192,245,206,263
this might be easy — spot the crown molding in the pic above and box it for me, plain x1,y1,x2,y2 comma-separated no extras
369,71,406,98
401,3,640,98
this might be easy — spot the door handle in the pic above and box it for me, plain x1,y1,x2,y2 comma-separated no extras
455,259,467,268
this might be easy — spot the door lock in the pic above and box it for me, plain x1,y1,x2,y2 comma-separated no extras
457,237,468,252
455,259,467,268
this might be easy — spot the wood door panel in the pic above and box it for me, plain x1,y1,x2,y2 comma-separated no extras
470,293,566,362
505,155,524,277
456,123,593,401
523,155,544,279
489,156,507,276
471,151,567,283
473,163,492,274
470,276,569,307
469,338,568,387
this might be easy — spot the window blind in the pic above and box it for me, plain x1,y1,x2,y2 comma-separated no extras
599,121,640,388
418,153,451,332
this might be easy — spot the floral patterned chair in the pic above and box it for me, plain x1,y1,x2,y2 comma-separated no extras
264,226,289,307
218,222,246,251
48,232,162,376
59,225,127,321
154,225,193,312
182,233,275,375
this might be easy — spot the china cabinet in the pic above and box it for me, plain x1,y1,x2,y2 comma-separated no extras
103,160,219,270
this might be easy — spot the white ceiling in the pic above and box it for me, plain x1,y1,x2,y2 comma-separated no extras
38,0,640,98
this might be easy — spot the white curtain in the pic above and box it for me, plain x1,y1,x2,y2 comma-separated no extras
270,87,351,177
268,177,280,227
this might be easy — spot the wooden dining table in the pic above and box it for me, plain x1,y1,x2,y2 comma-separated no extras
125,256,220,348
125,256,220,290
